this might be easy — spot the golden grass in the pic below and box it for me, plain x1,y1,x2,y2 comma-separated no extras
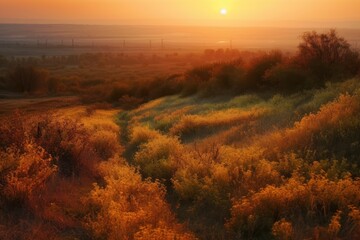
133,98,165,114
257,93,360,153
55,106,120,133
169,108,268,137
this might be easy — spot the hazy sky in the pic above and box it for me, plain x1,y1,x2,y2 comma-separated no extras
1,0,360,27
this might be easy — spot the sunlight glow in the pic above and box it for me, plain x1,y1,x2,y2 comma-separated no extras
220,8,228,15
1,0,360,27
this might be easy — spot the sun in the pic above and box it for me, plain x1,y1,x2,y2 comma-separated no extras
220,8,227,15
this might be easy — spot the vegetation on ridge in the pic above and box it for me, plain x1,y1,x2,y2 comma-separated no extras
0,29,360,239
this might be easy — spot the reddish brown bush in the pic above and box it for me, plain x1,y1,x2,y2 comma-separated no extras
2,143,57,207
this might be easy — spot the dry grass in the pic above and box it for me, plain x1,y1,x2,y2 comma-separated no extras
169,108,268,138
111,76,360,239
0,96,80,117
257,93,360,154
1,36,359,239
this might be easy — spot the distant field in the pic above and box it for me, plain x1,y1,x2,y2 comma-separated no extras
0,95,80,116
1,24,360,56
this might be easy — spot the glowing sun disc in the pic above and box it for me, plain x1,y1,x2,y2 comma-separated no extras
220,8,227,15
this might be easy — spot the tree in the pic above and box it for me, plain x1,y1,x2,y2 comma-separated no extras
8,65,49,93
296,29,360,81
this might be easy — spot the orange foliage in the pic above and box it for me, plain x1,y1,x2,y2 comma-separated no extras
260,93,360,153
90,130,121,160
3,143,57,206
228,176,360,239
86,157,195,240
272,219,293,240
134,224,197,240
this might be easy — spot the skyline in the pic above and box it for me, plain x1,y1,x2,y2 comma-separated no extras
1,0,360,28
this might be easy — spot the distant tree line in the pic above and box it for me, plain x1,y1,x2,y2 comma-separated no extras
0,30,359,103
179,29,360,96
108,29,360,103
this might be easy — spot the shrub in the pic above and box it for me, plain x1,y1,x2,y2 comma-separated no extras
296,29,360,81
204,62,245,97
108,84,131,102
272,219,293,240
129,125,162,149
347,206,360,238
0,111,103,178
134,135,183,181
3,143,57,207
0,111,28,152
172,149,232,218
31,116,92,177
86,158,188,240
181,65,214,96
185,65,213,83
90,130,120,160
264,63,313,93
227,176,360,239
0,149,18,177
245,51,283,90
144,75,182,100
327,211,342,240
7,64,49,93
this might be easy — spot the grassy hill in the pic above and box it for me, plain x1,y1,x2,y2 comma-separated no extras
0,29,360,240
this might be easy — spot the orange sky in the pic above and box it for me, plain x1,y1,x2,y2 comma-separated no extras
1,0,360,27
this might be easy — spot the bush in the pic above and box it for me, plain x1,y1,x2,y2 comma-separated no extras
296,29,360,81
129,125,162,149
245,51,283,90
0,111,103,178
90,130,121,160
185,65,213,83
108,84,131,102
204,62,245,97
2,143,57,207
31,116,92,176
134,135,183,181
7,64,49,93
182,65,215,96
264,63,314,93
86,158,192,240
0,149,18,178
272,219,293,240
144,75,182,99
227,176,360,239
172,148,232,221
0,111,28,152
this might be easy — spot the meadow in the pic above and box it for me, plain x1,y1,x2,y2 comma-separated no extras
0,29,360,240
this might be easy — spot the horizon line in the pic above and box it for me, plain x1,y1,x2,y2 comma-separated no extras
1,22,360,30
